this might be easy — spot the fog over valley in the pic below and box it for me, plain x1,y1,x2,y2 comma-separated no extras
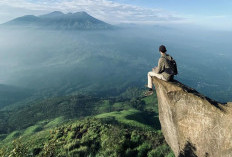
0,24,232,102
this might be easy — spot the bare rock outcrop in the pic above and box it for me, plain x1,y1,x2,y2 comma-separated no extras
153,77,232,157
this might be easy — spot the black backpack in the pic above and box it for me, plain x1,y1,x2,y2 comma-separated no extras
162,55,178,75
170,59,178,75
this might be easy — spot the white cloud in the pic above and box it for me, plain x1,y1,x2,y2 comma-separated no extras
0,0,185,24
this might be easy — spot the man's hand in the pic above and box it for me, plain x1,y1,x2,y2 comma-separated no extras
152,67,157,72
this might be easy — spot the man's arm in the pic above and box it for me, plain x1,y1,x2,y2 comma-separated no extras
154,58,163,73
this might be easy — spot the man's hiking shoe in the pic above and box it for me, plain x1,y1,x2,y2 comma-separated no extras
144,90,154,96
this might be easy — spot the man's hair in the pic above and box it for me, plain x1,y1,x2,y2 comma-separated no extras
159,45,167,53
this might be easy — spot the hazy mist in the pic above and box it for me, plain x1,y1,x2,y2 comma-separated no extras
0,26,232,102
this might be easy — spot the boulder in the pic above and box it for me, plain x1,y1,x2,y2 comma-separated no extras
153,77,232,157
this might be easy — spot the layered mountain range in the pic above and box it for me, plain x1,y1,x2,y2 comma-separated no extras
2,11,112,30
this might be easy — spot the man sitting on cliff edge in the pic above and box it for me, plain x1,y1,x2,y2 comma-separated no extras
145,45,178,96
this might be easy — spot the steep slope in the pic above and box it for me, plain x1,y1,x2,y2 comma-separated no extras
153,77,232,157
3,11,112,30
0,118,173,156
0,91,157,135
0,92,174,156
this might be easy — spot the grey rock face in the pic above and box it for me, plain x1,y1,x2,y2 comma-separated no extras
153,77,232,157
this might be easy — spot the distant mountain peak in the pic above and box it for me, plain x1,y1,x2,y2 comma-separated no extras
50,11,64,15
39,11,64,18
3,11,113,30
78,11,89,15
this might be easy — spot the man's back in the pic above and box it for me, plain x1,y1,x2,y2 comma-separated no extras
155,53,174,81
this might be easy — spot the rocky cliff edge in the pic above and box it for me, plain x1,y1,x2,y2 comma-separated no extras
153,77,232,157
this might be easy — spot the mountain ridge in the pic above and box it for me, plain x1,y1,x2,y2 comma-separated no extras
2,11,113,30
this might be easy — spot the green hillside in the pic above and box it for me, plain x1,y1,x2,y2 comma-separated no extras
0,90,174,157
0,113,174,157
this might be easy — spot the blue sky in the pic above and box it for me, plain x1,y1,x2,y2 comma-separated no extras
0,0,232,30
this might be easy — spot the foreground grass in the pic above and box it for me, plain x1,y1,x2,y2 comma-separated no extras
0,117,174,157
0,116,66,147
0,94,174,156
95,109,158,130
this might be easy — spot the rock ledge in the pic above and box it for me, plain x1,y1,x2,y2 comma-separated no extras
153,77,232,157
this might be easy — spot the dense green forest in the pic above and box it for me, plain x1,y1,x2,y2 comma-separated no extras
0,118,173,157
0,88,174,156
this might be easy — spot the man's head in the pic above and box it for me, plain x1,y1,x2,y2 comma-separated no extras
159,45,167,53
